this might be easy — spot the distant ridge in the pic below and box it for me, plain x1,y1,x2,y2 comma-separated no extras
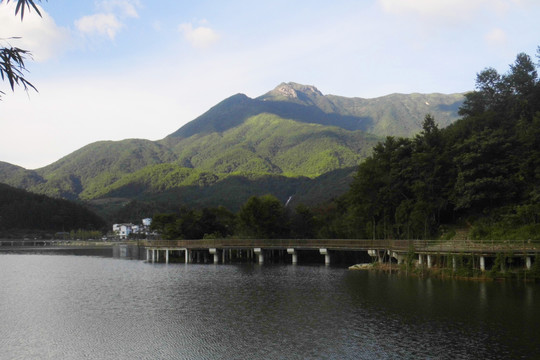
169,82,463,139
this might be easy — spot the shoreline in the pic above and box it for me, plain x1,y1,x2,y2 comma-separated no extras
349,262,540,282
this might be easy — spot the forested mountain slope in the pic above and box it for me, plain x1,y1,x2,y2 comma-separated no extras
0,83,463,217
169,82,463,139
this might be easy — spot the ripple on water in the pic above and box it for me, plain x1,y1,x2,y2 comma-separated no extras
0,255,539,359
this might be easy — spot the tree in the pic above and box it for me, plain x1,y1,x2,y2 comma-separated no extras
290,204,318,239
150,207,236,240
0,0,43,98
459,52,539,122
347,136,415,239
238,195,289,238
150,213,179,239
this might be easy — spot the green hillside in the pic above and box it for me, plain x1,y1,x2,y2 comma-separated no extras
325,92,464,137
0,83,464,219
170,113,379,177
87,168,352,221
0,162,44,189
26,139,176,200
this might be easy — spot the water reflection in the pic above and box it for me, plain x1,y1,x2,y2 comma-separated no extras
0,254,538,359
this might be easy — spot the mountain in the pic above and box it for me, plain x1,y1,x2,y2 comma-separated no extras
169,82,464,139
0,83,464,218
0,161,44,188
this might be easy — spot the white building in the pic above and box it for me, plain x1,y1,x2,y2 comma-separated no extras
113,218,152,239
112,223,134,239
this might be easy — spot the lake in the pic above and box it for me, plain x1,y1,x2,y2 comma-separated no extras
0,254,538,359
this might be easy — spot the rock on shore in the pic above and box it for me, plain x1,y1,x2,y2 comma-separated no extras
348,263,374,270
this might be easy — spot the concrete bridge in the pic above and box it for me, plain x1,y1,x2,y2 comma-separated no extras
142,238,540,271
0,239,126,256
1,238,538,271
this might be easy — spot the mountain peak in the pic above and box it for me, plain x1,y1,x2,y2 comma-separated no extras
273,82,323,98
258,82,324,104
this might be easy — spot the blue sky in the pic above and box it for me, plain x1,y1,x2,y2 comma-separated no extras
1,0,539,169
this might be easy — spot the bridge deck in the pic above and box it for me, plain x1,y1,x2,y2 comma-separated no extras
141,239,540,255
1,239,539,255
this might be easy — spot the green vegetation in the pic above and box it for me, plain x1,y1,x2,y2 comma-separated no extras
171,113,378,177
150,207,236,240
237,195,289,238
329,48,540,240
149,194,320,240
0,182,106,237
256,82,464,137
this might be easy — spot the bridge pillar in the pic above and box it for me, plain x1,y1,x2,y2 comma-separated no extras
254,248,264,264
526,256,532,270
209,248,219,264
165,249,169,264
392,252,405,265
368,249,383,263
418,254,423,267
452,256,456,272
146,248,149,261
480,256,486,271
320,248,330,265
427,255,432,268
287,248,297,264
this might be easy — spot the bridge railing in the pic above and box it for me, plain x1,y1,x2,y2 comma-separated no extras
141,238,540,253
1,238,538,253
0,240,132,247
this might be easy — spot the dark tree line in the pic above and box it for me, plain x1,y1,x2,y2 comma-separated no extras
0,183,106,232
150,195,320,240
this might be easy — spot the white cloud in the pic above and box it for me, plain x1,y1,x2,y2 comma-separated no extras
97,0,140,18
75,13,122,40
179,22,220,49
0,2,70,61
74,0,140,40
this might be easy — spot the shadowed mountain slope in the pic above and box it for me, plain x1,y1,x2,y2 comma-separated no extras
169,82,463,139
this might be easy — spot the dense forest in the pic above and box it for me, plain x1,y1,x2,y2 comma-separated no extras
150,48,540,241
329,48,540,240
0,183,106,237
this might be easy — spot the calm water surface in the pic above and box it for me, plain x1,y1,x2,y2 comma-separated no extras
0,254,538,359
